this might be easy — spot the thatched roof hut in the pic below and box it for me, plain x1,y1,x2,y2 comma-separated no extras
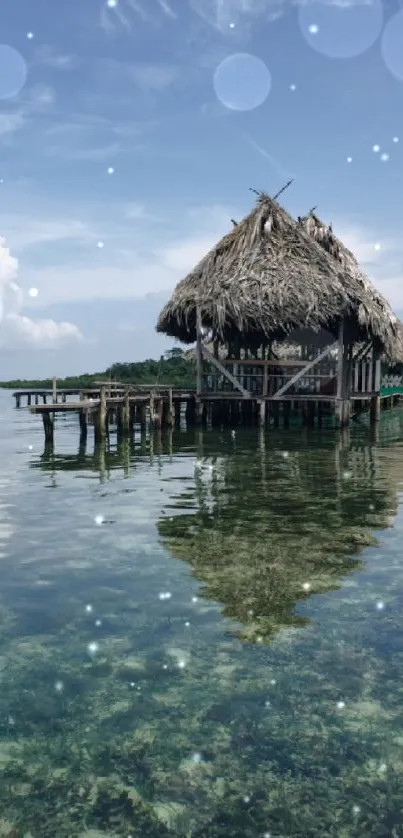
156,194,402,360
298,212,403,360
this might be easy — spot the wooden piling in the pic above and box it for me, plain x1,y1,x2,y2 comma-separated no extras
52,376,57,403
122,393,130,435
42,412,54,444
139,403,147,428
149,392,155,427
174,400,181,427
79,409,88,441
186,397,196,426
370,394,381,424
94,386,107,443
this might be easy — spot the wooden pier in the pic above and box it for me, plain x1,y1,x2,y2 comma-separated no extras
27,384,197,444
18,366,403,444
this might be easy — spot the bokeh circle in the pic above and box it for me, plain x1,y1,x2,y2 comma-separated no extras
298,0,383,60
213,53,271,112
381,9,403,82
0,45,27,99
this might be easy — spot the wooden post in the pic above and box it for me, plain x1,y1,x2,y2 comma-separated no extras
42,412,54,444
186,396,196,426
94,386,107,443
129,403,135,434
154,398,163,428
116,405,123,437
140,402,147,428
122,393,130,435
335,319,349,427
52,376,57,403
196,305,203,397
370,395,381,424
263,362,268,397
258,399,266,426
149,391,155,427
164,389,173,426
174,400,181,427
79,409,88,441
336,320,344,400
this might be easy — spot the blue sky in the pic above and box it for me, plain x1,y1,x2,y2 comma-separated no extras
1,0,403,377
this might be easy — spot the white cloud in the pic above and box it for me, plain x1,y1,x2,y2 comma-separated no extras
48,141,121,162
0,236,83,350
33,46,81,71
100,0,178,30
157,0,178,17
25,84,56,110
0,314,83,350
0,216,96,250
97,58,178,91
0,113,25,138
190,0,376,31
331,219,403,312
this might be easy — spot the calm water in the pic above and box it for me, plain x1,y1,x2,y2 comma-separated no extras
3,392,403,836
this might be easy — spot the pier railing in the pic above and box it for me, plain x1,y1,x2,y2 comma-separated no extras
201,357,384,398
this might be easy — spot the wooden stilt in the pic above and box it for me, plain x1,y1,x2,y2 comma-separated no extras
195,399,203,425
79,409,87,441
139,403,147,428
42,412,54,444
370,395,381,424
258,399,266,427
185,397,196,426
154,398,163,429
174,400,181,427
94,386,107,443
149,392,155,427
306,402,316,428
122,394,130,435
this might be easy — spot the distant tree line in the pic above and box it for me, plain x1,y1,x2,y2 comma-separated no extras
0,348,196,390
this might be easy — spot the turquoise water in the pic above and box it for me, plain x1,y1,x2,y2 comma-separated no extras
2,392,403,836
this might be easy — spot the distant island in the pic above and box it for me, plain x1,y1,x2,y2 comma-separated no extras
0,348,196,391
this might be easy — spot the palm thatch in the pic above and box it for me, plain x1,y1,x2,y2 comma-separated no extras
156,194,402,359
298,212,403,361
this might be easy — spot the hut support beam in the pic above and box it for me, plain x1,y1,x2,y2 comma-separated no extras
352,340,373,363
272,341,338,399
201,345,251,397
196,306,203,397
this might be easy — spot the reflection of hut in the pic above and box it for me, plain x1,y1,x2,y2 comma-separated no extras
157,194,403,428
158,431,403,643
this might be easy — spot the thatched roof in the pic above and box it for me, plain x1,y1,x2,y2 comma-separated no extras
156,194,402,359
298,212,403,360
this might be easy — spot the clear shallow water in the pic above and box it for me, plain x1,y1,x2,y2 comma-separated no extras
2,393,403,836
